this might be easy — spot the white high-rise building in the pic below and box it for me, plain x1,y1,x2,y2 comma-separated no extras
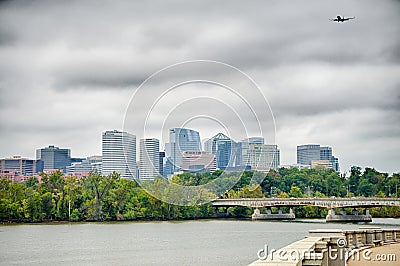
240,137,265,166
102,130,136,179
247,144,280,170
139,138,160,180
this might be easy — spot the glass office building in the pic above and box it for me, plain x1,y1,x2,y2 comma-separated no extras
36,145,71,173
165,128,201,173
297,144,340,172
204,133,241,170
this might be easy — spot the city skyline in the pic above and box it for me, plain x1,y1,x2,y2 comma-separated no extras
1,127,343,177
2,126,397,174
3,125,396,174
0,1,399,174
3,127,335,176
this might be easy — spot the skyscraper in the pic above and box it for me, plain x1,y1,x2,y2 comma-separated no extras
240,137,265,166
247,144,280,170
320,146,332,161
102,130,136,179
36,145,71,173
297,144,321,165
165,128,201,173
139,138,160,180
159,151,165,177
297,144,340,172
204,133,241,169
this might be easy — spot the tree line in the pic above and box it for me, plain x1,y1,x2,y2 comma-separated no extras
0,166,399,222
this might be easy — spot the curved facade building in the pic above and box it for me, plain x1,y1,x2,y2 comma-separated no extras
165,128,201,173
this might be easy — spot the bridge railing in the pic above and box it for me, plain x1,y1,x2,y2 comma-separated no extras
212,197,400,208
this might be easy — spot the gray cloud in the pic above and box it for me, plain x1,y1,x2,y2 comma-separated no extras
0,0,399,173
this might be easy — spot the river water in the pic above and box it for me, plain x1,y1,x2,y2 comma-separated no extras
1,218,399,266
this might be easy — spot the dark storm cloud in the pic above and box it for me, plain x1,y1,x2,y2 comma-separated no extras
263,65,400,118
53,65,148,90
2,0,398,90
0,26,15,46
0,0,399,173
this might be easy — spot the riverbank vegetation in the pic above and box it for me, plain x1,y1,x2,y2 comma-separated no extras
1,167,399,222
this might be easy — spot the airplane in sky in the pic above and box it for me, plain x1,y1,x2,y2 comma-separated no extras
330,15,356,22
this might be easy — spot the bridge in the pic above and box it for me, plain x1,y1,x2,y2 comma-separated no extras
211,198,400,222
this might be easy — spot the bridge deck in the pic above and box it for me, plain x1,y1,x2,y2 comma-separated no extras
211,197,400,208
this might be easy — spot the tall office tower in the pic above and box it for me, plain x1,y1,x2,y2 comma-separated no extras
320,146,340,172
102,130,136,179
204,133,241,169
165,128,201,172
159,151,165,177
139,138,160,180
320,146,332,161
247,144,280,170
240,137,265,166
163,158,174,177
36,145,71,173
0,156,36,176
296,144,321,165
297,144,340,172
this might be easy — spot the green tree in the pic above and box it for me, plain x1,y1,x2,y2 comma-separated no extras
83,172,119,221
289,186,304,198
359,179,374,197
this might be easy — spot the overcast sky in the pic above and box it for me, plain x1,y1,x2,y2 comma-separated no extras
0,0,399,174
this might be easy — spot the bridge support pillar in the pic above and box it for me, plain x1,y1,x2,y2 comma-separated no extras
252,207,295,220
326,208,372,223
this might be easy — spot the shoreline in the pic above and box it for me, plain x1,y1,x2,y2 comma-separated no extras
1,217,399,226
0,216,251,225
